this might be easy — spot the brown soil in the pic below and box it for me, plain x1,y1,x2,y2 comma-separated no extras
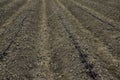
0,0,119,80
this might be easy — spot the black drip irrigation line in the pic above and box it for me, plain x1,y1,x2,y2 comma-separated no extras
53,1,97,80
0,15,28,60
58,14,97,80
76,5,120,32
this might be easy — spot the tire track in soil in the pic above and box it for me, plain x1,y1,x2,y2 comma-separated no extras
59,0,120,59
55,0,120,79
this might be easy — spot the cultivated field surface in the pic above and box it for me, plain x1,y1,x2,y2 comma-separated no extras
0,0,120,80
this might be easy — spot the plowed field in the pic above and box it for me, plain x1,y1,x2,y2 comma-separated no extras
0,0,120,80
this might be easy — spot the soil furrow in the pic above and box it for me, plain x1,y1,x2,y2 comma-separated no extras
0,0,42,79
55,0,120,79
0,0,27,26
59,0,120,59
73,0,120,22
84,0,120,10
0,0,119,80
68,0,120,30
0,0,36,58
47,0,92,79
30,0,54,79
